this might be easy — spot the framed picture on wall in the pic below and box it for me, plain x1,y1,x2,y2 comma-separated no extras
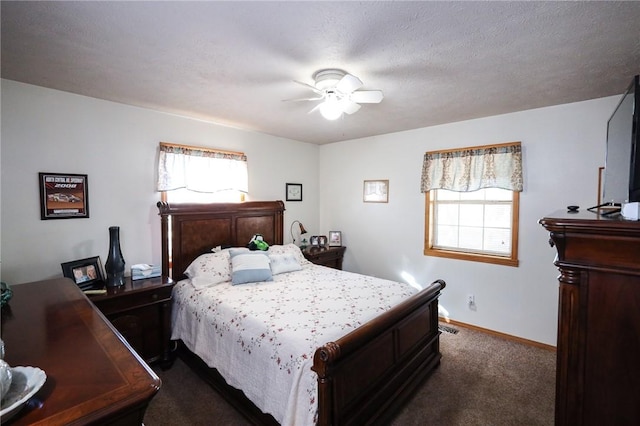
39,172,90,219
286,183,303,201
363,179,389,203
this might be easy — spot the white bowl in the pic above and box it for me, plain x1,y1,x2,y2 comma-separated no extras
0,366,46,422
0,359,11,400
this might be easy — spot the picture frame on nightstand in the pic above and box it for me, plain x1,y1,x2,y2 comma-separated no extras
329,231,342,247
61,256,105,290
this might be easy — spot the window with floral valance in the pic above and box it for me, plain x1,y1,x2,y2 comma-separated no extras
421,142,522,267
420,142,523,193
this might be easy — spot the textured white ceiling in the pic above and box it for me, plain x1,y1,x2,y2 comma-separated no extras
2,1,640,144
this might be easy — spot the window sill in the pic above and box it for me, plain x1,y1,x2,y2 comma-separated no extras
424,247,519,267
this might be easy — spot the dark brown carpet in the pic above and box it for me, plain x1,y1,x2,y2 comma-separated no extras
145,325,555,425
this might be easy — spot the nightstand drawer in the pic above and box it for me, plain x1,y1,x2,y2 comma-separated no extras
303,246,346,270
93,286,172,315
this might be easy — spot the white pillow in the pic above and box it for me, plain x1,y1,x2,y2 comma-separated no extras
184,251,232,289
267,244,310,266
231,251,273,285
269,253,302,275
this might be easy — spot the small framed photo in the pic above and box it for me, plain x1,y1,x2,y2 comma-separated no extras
61,256,104,289
286,183,303,201
363,179,389,203
39,172,90,219
310,235,320,246
318,235,327,247
329,231,342,247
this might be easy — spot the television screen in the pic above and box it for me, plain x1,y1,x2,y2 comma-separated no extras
602,76,639,205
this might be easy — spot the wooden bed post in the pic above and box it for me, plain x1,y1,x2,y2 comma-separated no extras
157,201,170,279
313,342,341,426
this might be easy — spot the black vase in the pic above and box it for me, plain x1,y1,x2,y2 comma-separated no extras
105,226,126,287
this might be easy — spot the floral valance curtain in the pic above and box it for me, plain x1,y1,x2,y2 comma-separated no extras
157,142,248,193
420,142,523,192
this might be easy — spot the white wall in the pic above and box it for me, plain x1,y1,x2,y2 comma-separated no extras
318,96,621,346
1,80,319,284
1,78,622,346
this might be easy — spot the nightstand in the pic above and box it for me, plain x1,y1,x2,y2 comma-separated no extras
88,276,174,367
303,246,346,270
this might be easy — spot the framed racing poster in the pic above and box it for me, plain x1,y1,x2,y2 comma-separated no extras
39,172,90,219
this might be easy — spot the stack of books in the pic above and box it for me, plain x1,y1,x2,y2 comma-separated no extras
131,264,161,281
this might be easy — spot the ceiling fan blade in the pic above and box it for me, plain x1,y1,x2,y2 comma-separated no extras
294,80,323,94
350,90,384,104
341,100,361,115
308,103,322,114
336,74,363,94
282,96,324,102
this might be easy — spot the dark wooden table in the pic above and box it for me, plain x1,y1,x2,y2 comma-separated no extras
0,278,160,425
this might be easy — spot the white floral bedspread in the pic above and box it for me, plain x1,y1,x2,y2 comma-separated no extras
171,264,418,426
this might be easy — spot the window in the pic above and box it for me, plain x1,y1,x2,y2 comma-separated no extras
421,142,522,267
163,188,244,204
157,142,248,203
425,188,519,266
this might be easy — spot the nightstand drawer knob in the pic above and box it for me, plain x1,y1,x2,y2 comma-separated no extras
151,294,158,300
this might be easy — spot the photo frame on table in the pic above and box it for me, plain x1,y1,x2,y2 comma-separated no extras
318,235,327,247
329,231,342,247
310,235,320,247
286,183,303,201
363,179,389,203
61,256,105,290
39,172,89,219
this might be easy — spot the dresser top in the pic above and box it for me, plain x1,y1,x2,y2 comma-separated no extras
1,278,160,425
540,209,640,235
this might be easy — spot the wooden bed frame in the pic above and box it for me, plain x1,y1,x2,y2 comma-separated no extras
157,200,445,425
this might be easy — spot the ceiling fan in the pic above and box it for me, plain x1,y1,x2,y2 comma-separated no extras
289,69,384,120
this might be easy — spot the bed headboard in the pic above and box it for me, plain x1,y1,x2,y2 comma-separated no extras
157,201,285,281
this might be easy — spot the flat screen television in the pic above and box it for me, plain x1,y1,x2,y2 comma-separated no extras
602,75,640,206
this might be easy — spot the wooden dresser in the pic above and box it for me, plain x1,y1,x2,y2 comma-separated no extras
0,278,160,425
540,211,640,425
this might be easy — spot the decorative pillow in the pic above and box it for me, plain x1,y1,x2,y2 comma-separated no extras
267,244,310,266
231,251,272,285
229,247,250,256
269,253,302,275
184,251,232,289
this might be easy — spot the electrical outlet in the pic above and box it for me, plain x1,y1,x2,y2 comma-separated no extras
467,294,475,306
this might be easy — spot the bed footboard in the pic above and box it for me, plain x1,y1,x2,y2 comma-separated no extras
313,279,446,426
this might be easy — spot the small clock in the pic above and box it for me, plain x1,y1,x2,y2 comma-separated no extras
286,183,303,201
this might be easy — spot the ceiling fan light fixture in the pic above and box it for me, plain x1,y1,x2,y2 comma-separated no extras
319,93,343,120
319,103,343,120
293,69,382,120
313,69,346,91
